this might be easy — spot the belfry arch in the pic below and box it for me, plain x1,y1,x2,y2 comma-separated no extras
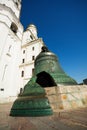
36,71,57,87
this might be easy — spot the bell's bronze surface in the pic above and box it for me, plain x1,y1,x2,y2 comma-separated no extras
10,46,77,117
10,77,53,116
35,46,77,85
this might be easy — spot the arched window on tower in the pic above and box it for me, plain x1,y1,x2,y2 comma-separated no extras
22,59,25,63
32,56,35,61
32,47,34,51
30,35,33,40
10,22,18,34
15,2,18,7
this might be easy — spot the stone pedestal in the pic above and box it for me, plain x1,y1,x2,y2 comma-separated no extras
45,85,87,111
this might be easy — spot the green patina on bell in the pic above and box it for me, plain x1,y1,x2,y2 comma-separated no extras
34,46,77,85
10,46,77,116
10,76,53,116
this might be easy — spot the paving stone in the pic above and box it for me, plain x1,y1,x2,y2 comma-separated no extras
0,103,87,130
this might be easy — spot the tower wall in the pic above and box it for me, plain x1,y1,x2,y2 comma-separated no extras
0,0,23,102
0,0,21,18
20,29,44,88
0,1,44,103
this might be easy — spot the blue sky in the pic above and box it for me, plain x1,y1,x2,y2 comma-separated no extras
20,0,87,83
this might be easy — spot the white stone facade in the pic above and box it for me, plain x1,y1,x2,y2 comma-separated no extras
0,0,44,103
20,26,44,88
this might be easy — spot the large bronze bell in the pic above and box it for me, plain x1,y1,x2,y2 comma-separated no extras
10,46,77,116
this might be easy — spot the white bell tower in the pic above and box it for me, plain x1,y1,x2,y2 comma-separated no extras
0,0,21,18
0,0,23,102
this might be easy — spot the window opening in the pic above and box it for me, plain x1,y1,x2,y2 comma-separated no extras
2,64,8,81
22,59,25,63
23,50,25,54
32,47,34,50
15,2,18,7
21,71,24,77
32,56,35,60
10,22,18,34
0,88,4,91
30,35,33,40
